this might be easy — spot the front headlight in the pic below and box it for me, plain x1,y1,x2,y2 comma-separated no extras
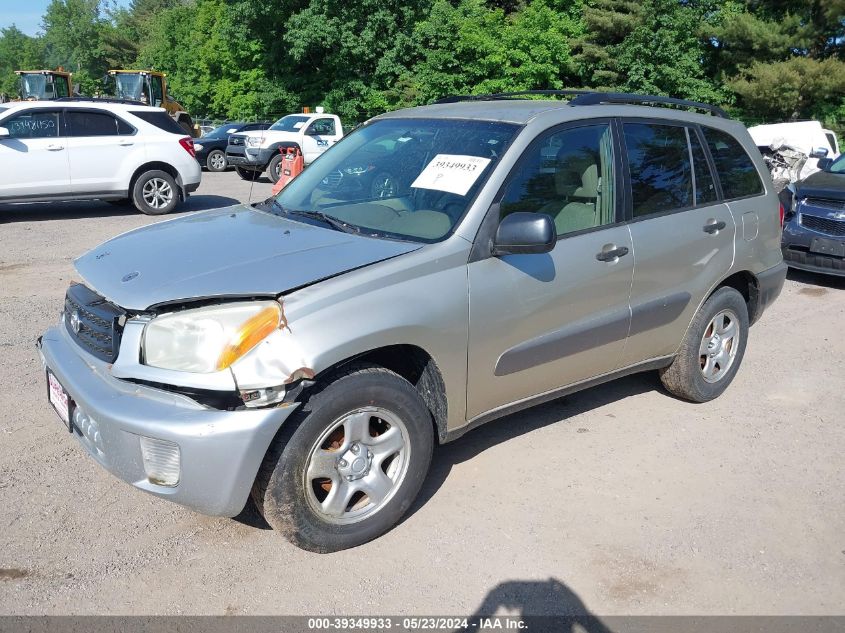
142,302,282,373
193,143,204,151
246,136,262,148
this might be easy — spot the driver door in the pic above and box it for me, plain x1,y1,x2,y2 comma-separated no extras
302,118,338,163
0,108,70,199
466,120,635,421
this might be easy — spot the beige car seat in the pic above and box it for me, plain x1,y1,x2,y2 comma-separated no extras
541,152,601,235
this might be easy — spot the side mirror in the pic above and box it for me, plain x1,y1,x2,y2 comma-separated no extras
810,146,829,159
493,212,556,256
817,157,833,171
0,126,9,139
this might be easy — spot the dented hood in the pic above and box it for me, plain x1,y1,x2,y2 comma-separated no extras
75,205,420,311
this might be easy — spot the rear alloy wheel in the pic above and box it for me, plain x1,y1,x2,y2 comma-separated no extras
253,365,434,552
236,166,262,181
206,149,227,172
132,170,178,215
660,286,749,402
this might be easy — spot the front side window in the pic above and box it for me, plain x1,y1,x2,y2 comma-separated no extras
150,76,164,107
499,124,616,236
826,153,845,174
624,123,693,217
2,110,60,139
308,118,336,136
66,111,121,136
274,118,518,242
703,127,764,200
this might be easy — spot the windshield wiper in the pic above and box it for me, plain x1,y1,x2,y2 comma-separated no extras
254,198,360,234
285,208,361,234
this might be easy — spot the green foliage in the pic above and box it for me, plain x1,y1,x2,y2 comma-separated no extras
1,0,843,134
0,27,45,97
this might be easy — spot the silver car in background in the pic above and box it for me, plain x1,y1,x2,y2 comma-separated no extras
38,92,786,552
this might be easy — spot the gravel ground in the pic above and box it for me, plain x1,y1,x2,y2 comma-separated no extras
0,171,843,616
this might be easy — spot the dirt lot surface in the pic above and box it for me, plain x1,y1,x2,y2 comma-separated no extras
1,171,843,616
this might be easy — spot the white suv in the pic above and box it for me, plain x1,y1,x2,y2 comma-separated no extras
0,100,202,215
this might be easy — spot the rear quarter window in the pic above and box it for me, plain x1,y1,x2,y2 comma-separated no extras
129,110,186,135
703,128,764,200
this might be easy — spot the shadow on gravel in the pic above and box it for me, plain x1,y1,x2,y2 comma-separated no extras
467,578,613,630
0,194,240,223
406,371,663,522
787,267,845,290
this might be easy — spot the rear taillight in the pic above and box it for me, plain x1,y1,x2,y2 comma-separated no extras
779,201,785,227
179,137,195,157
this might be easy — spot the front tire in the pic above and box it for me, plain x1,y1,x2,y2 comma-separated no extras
252,365,434,553
660,286,749,402
236,166,262,181
267,154,284,184
131,170,178,215
206,149,227,172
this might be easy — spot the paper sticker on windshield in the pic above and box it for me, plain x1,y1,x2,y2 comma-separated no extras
293,122,305,129
226,128,238,133
411,154,491,196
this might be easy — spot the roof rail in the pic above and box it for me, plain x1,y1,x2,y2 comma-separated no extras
433,90,729,118
54,97,147,106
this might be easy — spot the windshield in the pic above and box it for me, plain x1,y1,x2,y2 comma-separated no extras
204,124,242,139
20,74,51,99
269,115,311,132
113,74,145,102
827,153,845,174
274,118,519,242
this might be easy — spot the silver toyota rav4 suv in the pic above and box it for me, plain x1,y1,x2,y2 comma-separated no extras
38,92,786,552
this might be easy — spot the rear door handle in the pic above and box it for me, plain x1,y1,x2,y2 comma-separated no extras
118,140,134,146
596,245,630,262
46,144,64,151
703,220,726,234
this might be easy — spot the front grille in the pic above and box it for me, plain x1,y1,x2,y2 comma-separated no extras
64,283,124,362
800,213,845,237
804,197,845,211
229,136,244,146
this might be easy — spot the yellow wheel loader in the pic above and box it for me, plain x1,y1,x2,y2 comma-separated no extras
106,70,198,137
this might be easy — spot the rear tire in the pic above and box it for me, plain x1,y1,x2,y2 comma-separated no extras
252,364,434,553
236,166,262,181
660,286,749,402
131,170,179,216
206,149,227,172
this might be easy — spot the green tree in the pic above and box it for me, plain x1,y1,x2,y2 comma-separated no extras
615,0,726,103
571,0,644,88
41,0,109,94
0,27,46,98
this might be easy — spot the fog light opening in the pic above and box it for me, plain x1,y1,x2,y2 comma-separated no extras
139,436,181,487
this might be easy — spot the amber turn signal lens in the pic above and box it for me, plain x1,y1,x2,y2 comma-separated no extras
215,304,281,370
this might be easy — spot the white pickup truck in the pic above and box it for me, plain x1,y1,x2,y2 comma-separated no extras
226,113,344,183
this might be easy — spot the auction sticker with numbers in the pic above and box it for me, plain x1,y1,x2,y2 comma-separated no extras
411,154,492,196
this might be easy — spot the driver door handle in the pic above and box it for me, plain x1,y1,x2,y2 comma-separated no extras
46,144,64,151
118,140,134,146
703,220,726,234
596,245,630,262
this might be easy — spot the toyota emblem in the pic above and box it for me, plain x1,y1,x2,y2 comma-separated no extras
69,310,81,334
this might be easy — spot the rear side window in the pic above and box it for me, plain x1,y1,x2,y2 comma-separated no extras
702,128,763,199
129,110,185,135
66,111,133,136
624,123,692,217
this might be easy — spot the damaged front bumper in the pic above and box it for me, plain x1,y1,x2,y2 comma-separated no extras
37,324,299,517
